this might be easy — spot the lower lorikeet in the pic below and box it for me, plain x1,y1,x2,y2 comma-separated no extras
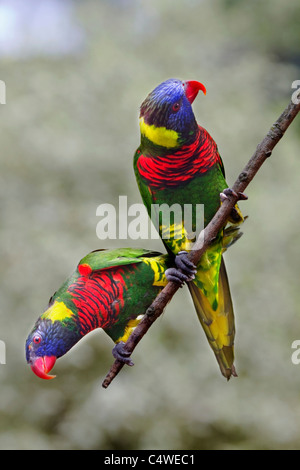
26,247,176,380
134,78,245,379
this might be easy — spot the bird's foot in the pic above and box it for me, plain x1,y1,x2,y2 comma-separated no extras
112,341,134,366
165,251,197,286
220,187,248,202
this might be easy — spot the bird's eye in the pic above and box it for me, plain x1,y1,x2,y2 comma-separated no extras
33,335,42,345
172,102,181,112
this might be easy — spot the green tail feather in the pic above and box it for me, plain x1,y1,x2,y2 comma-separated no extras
188,257,237,380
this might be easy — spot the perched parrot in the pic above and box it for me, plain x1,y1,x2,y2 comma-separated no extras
26,247,177,380
134,78,245,379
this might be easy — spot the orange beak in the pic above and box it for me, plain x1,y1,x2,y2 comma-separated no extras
30,356,57,380
184,80,206,104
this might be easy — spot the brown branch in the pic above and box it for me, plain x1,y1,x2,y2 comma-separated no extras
102,94,300,389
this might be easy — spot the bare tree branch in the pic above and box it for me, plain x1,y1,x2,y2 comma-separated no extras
102,94,300,389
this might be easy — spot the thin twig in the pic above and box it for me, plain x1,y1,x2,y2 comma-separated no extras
102,94,300,389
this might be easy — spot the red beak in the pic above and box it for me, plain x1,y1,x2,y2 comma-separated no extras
30,356,57,380
184,80,206,104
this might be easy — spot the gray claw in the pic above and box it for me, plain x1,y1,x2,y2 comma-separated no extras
220,188,238,201
165,251,197,285
175,252,197,276
112,341,134,366
220,188,248,202
220,192,228,202
238,192,248,200
165,267,194,286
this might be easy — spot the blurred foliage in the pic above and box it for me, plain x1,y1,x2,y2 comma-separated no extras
1,0,300,450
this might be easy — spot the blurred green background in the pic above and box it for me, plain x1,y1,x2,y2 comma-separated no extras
1,0,300,450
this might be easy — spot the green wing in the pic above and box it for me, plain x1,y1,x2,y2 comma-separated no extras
78,247,164,272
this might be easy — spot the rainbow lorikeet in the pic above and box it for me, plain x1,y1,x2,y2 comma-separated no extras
26,247,177,380
134,79,245,379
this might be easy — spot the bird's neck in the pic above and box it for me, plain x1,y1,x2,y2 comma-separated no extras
40,303,82,356
139,117,199,154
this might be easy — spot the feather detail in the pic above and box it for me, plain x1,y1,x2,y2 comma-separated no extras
188,257,236,380
136,126,224,187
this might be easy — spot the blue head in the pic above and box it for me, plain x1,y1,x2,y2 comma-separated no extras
26,316,80,380
139,78,206,148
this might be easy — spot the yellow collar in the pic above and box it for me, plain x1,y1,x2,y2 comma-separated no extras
42,301,74,322
139,117,179,148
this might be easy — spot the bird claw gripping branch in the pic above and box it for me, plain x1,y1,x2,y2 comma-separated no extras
112,341,134,366
165,251,197,286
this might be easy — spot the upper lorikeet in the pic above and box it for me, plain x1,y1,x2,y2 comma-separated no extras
134,78,245,379
26,247,175,380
